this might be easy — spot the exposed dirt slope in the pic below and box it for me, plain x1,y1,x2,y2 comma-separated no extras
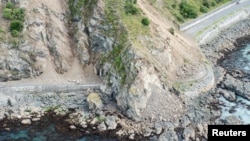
138,0,213,87
0,0,101,86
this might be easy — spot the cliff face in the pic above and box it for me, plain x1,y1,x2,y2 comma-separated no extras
0,0,214,121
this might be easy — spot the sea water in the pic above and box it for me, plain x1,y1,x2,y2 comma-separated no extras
0,122,116,141
219,43,250,124
219,96,250,124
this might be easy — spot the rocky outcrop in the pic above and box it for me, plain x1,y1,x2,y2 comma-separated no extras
87,92,103,110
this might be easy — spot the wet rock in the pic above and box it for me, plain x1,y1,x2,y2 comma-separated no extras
21,119,31,125
217,88,236,102
105,115,117,130
224,115,242,125
129,133,135,140
32,118,40,122
223,74,250,100
69,125,76,130
98,122,107,131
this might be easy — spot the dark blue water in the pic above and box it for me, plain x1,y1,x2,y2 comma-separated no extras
0,123,117,141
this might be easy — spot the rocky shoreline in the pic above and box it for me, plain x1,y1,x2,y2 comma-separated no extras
0,110,150,141
200,17,250,124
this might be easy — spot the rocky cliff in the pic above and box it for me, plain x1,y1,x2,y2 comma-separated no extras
0,0,214,122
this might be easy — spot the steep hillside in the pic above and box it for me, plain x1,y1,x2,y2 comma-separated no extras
89,0,215,120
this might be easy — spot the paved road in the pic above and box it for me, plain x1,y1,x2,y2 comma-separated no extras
181,0,250,36
0,83,102,93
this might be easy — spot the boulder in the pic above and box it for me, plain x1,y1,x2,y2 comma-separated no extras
105,115,117,130
98,122,107,131
21,119,31,125
87,93,103,110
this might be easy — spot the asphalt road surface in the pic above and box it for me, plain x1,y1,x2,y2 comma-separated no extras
181,0,250,36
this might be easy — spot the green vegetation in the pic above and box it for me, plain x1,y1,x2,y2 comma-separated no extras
68,0,97,24
141,17,150,26
96,116,106,123
125,1,139,15
148,0,231,23
169,28,175,35
200,5,208,13
180,1,198,18
100,0,150,85
0,27,4,33
3,8,13,20
11,29,20,37
10,20,23,32
2,2,25,37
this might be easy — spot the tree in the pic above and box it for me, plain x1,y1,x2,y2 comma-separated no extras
179,1,198,18
125,2,139,15
3,8,13,20
141,17,150,26
10,20,23,32
6,2,14,9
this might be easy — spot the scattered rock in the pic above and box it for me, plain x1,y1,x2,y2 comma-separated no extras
21,119,31,125
129,133,135,140
69,125,77,130
32,118,40,122
154,123,163,135
98,122,107,131
4,128,10,131
90,118,98,125
105,115,117,130
143,127,152,137
217,88,236,102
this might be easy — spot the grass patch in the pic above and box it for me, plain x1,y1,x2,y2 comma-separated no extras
96,116,106,123
0,27,4,33
68,0,97,24
148,0,231,23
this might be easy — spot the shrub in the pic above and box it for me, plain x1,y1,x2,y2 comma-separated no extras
3,8,13,20
141,17,150,26
169,28,175,35
6,2,14,9
211,1,217,6
179,1,198,18
172,4,177,9
11,30,19,37
125,3,139,15
12,8,25,21
202,0,210,8
126,0,137,4
200,5,208,13
2,2,25,37
10,20,23,32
